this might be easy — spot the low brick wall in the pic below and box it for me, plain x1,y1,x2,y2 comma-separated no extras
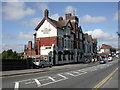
2,59,34,71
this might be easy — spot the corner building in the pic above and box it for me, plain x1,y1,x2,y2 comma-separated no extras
24,9,97,65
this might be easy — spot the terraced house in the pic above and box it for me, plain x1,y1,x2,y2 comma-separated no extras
24,9,97,65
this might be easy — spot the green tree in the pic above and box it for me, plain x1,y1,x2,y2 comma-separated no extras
2,49,21,59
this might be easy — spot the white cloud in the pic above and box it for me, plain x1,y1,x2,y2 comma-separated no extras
2,31,34,40
22,13,60,27
85,29,118,48
17,32,34,40
50,13,60,21
22,17,42,27
1,44,24,53
3,2,36,20
36,3,49,13
81,15,107,23
113,10,120,21
85,29,118,42
64,6,77,15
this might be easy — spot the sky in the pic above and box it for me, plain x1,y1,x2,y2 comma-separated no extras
1,1,119,53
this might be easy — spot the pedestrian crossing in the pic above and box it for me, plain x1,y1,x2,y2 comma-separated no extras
14,60,118,89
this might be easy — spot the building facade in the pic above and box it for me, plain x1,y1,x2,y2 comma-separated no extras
24,9,97,65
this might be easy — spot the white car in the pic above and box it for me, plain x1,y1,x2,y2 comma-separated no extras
108,57,113,62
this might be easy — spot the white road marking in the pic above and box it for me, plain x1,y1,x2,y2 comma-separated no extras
14,82,19,90
34,79,41,87
57,74,68,79
17,79,32,83
14,61,117,88
77,70,87,74
48,76,56,82
66,72,76,76
25,81,35,85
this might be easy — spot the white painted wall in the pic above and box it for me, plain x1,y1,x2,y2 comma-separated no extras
40,46,54,55
37,20,57,38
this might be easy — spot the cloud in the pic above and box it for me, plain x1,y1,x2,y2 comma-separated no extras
81,15,107,23
85,29,118,48
22,13,60,27
22,17,42,27
17,32,34,40
36,3,49,12
2,32,34,40
1,44,24,53
113,10,120,21
64,6,77,15
3,2,36,20
85,29,118,42
50,13,60,21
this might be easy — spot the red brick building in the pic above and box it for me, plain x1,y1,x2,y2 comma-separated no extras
24,9,97,65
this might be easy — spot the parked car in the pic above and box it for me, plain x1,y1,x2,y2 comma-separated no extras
33,59,52,68
84,58,91,64
107,57,113,62
99,59,106,64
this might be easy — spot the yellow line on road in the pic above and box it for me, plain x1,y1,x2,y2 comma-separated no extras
91,67,118,90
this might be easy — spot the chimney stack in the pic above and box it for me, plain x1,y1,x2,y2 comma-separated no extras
28,41,32,49
44,9,49,17
58,16,63,21
66,13,71,20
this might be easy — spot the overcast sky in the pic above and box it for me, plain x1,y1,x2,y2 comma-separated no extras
1,1,119,53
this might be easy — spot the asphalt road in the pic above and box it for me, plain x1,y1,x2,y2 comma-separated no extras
2,58,119,89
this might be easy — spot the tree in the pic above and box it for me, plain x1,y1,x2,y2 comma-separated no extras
2,49,21,59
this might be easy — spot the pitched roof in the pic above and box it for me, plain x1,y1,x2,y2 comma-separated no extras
57,19,69,27
35,17,71,31
83,33,88,36
88,35,92,40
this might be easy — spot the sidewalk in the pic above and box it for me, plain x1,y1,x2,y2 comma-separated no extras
1,63,88,77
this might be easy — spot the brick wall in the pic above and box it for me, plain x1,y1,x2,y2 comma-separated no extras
39,37,58,46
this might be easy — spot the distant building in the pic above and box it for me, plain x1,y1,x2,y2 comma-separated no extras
24,9,97,65
98,44,116,57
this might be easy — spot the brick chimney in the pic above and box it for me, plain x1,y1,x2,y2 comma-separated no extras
66,13,71,20
44,9,49,17
28,41,32,49
33,33,37,49
58,16,63,21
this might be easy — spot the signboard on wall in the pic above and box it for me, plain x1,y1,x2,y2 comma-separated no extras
104,49,110,52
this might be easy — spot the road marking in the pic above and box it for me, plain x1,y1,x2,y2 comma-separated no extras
66,72,76,76
34,79,41,87
14,82,19,90
77,70,87,74
48,76,56,82
92,67,118,90
57,74,68,79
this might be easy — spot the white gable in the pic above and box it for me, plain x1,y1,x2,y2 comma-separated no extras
36,20,57,38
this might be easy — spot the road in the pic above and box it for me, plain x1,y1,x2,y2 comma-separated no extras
2,58,119,89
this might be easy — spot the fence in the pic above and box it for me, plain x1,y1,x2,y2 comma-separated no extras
2,58,34,71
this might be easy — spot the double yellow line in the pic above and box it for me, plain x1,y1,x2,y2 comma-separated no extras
92,67,118,90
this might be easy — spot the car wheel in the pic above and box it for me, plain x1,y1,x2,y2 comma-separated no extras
41,64,44,68
49,64,52,68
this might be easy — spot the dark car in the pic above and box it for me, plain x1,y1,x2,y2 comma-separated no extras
33,59,52,68
99,59,106,64
84,58,91,64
